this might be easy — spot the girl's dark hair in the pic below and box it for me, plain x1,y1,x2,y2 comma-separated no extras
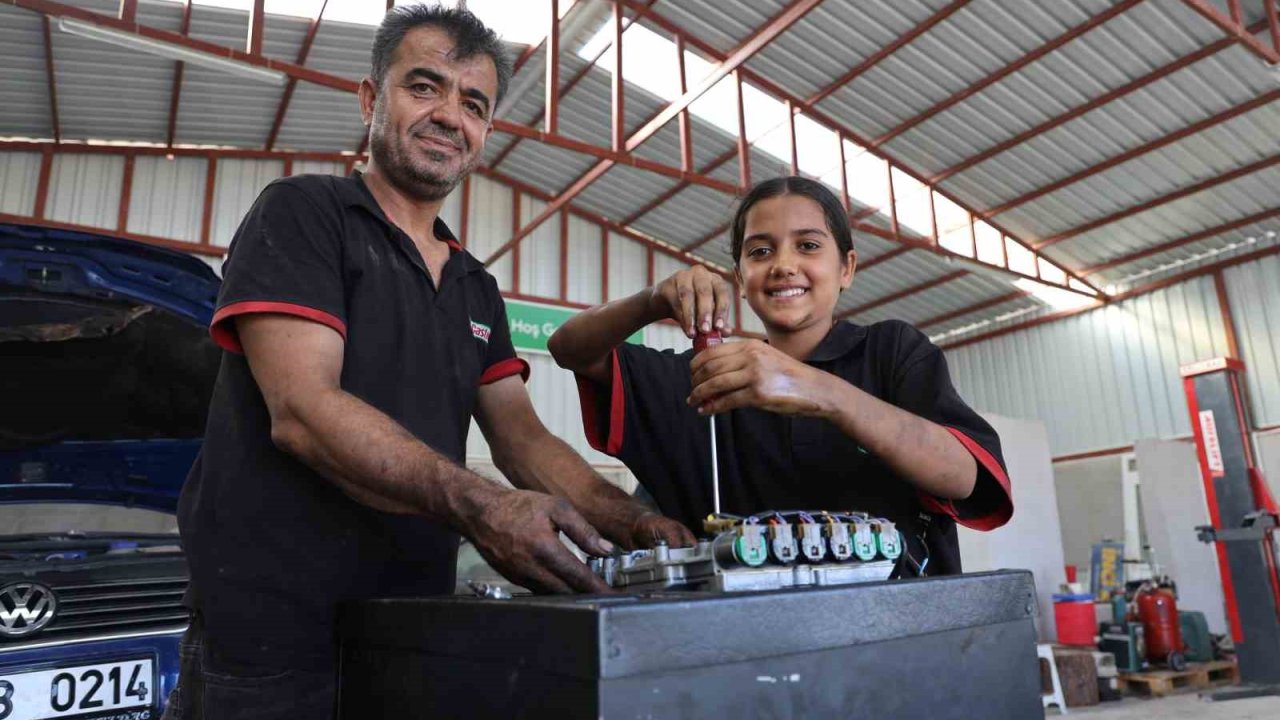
729,176,853,265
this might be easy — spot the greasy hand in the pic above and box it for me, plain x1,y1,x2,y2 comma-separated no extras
624,511,697,550
649,265,733,338
464,489,612,594
688,340,836,417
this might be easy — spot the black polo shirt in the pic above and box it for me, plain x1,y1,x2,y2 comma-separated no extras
177,172,527,668
576,320,1011,576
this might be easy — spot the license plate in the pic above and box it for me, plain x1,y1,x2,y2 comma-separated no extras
0,658,154,720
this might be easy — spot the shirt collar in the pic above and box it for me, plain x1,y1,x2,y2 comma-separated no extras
339,171,483,274
805,321,867,363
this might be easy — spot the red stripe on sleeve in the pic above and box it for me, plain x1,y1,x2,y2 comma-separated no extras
479,357,530,385
575,349,625,456
210,301,347,354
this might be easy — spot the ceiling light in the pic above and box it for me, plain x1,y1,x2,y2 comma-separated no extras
59,17,287,86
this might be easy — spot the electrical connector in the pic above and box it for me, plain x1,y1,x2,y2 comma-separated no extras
733,523,768,567
824,522,853,561
874,521,902,561
766,522,798,564
798,522,826,563
852,521,877,561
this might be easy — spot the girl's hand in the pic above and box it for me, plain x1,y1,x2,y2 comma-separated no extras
649,265,733,338
687,340,840,418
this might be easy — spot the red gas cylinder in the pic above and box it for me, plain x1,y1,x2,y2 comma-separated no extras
1137,585,1186,670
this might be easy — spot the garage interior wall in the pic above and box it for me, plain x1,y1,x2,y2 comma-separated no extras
0,149,735,487
945,266,1280,458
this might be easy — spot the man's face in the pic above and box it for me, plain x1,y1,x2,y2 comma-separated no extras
362,26,497,201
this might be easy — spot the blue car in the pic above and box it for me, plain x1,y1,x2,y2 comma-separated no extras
0,222,220,720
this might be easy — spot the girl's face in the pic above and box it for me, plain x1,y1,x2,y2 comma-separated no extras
736,194,856,334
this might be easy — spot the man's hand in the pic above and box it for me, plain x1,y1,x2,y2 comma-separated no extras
625,511,698,550
463,489,613,594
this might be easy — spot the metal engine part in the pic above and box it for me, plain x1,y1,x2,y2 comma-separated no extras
590,530,897,592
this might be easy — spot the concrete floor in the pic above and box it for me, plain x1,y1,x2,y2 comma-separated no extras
1049,693,1279,718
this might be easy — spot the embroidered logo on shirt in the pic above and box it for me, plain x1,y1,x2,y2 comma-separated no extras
470,320,491,343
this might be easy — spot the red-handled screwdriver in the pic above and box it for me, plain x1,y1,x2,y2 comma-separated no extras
693,330,722,515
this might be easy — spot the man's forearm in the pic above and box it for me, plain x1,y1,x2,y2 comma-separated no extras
273,387,503,529
495,431,650,545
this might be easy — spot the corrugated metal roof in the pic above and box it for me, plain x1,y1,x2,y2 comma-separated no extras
0,4,55,140
5,0,1277,341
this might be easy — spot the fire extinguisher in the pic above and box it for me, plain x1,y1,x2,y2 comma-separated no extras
1136,580,1187,671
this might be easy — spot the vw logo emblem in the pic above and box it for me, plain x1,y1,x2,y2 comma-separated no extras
0,582,57,638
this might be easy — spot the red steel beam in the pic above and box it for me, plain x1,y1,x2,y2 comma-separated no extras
485,0,821,268
612,0,625,153
200,157,216,245
787,99,798,175
624,0,821,154
618,146,737,227
1035,152,1280,249
545,0,559,136
916,289,1029,329
616,1,1107,298
930,18,1271,184
1182,0,1280,63
41,16,60,144
871,0,1144,149
736,71,751,188
686,221,730,252
33,147,53,219
805,0,973,107
117,0,135,23
488,0,659,171
0,139,364,163
247,0,265,56
984,88,1280,218
475,166,735,280
1269,0,1280,54
281,157,292,176
941,243,1280,350
676,34,693,173
117,153,134,232
559,210,569,300
511,190,521,292
265,0,328,151
1081,207,1280,275
857,245,911,272
1213,269,1241,359
600,224,610,301
165,0,193,148
835,270,967,320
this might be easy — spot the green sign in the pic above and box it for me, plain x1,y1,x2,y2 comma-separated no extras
504,298,642,354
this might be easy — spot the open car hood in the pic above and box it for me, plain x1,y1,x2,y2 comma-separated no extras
0,223,221,512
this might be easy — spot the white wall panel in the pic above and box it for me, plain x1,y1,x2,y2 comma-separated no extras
946,276,1233,456
517,199,560,298
127,156,206,243
466,352,623,469
645,323,692,353
0,152,40,215
607,231,646,301
464,175,512,290
209,159,283,248
289,160,345,177
438,181,463,236
46,153,123,230
1226,254,1280,428
565,214,603,306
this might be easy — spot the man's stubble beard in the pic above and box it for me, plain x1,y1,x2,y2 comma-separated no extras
368,116,479,203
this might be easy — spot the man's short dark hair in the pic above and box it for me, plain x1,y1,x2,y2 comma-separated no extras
371,3,513,112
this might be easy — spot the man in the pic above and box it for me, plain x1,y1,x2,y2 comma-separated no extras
164,6,693,718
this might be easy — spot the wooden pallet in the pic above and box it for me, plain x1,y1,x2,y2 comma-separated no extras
1118,660,1239,697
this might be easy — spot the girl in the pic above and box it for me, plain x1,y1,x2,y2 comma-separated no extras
548,177,1011,575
